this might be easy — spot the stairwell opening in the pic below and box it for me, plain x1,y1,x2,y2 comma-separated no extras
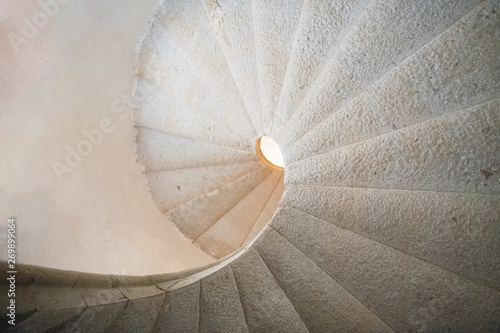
256,136,285,171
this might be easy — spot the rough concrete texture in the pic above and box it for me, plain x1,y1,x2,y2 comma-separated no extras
199,265,248,333
273,0,368,131
231,248,309,332
156,0,258,141
255,228,394,333
283,185,500,290
166,168,270,240
105,287,164,333
272,207,500,333
134,78,247,149
147,161,262,212
244,174,284,244
285,1,500,163
276,0,483,149
137,127,256,172
137,20,256,141
253,0,303,135
154,280,201,333
204,0,262,133
287,100,500,194
195,171,282,258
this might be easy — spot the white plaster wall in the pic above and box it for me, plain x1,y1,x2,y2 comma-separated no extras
0,0,215,275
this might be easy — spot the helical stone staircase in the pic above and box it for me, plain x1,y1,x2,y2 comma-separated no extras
2,0,500,332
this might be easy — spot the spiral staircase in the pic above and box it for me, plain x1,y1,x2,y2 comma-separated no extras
2,0,500,331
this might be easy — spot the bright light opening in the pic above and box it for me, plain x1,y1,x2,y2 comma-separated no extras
256,136,284,170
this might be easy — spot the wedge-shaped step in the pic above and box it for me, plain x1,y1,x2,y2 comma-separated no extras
106,286,165,333
154,279,200,332
253,0,303,135
156,0,256,138
166,168,271,241
147,161,262,212
277,0,483,149
204,0,262,133
16,287,86,333
137,127,256,172
284,184,500,291
244,174,284,244
231,248,309,332
133,78,245,149
72,288,128,333
136,22,255,139
273,0,368,132
195,171,282,258
272,207,500,333
255,228,394,332
286,101,500,194
200,265,248,333
285,1,500,162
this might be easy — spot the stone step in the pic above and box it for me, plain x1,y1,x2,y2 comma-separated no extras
199,266,248,332
166,168,271,241
156,0,257,140
133,78,246,150
286,99,500,194
253,0,303,135
283,184,500,291
147,161,262,212
255,228,394,332
276,0,482,150
273,0,368,134
272,206,500,333
285,1,500,163
231,248,309,332
137,127,256,172
243,173,284,244
203,0,262,135
136,21,256,139
195,171,282,258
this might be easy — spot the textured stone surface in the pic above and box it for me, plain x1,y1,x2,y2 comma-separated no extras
283,185,500,290
154,280,201,332
147,161,261,212
134,78,246,149
157,0,256,139
195,171,282,258
106,286,164,333
167,168,270,240
244,174,284,243
204,0,262,133
137,127,255,172
285,0,500,163
277,0,482,149
199,265,248,333
287,100,500,194
16,287,86,333
255,228,395,333
231,248,309,332
273,0,368,130
253,0,303,135
272,207,500,332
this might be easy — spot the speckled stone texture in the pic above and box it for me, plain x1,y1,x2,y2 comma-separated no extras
255,228,394,333
199,265,248,332
271,207,500,333
231,248,309,332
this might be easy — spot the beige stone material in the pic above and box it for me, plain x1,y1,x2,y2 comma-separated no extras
231,248,309,332
199,265,248,332
272,207,500,333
